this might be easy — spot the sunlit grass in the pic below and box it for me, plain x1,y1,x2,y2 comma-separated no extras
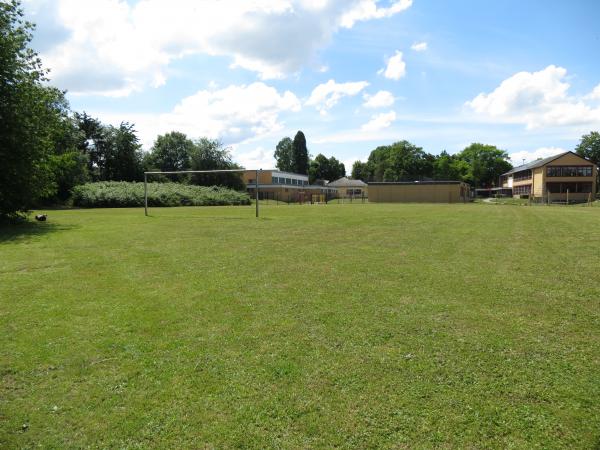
1,203,599,448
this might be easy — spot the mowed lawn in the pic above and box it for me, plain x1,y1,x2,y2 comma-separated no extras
1,203,600,448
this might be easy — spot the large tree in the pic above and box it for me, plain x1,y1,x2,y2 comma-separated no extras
364,140,434,182
351,161,370,181
292,131,309,175
274,137,294,172
457,143,512,188
146,131,194,172
309,154,345,184
0,0,71,217
575,131,600,192
103,122,143,181
189,138,244,190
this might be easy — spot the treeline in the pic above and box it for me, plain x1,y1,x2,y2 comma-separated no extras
351,141,513,188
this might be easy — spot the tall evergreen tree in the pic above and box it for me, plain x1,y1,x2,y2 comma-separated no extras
292,131,309,175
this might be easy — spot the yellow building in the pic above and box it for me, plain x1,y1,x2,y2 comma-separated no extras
500,151,597,202
242,170,337,202
326,177,368,199
368,181,470,203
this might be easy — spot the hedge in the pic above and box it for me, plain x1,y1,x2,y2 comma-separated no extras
72,182,251,208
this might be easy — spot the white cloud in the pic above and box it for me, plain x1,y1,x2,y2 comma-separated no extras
363,90,395,108
587,83,600,101
340,0,412,28
306,79,369,114
96,82,300,148
231,146,277,169
378,51,406,80
509,147,566,166
466,65,600,129
361,110,397,131
26,0,412,95
411,41,428,52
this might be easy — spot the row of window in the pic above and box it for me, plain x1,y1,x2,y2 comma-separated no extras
513,185,531,195
547,182,593,194
272,176,309,186
547,166,593,177
513,170,532,181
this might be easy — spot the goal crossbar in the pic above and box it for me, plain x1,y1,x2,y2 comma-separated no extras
143,169,261,217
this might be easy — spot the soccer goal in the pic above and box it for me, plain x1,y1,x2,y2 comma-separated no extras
143,169,261,217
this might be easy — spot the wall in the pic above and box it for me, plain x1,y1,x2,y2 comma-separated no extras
368,183,467,203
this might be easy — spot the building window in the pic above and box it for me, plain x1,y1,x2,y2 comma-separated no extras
547,166,593,177
513,170,532,181
513,184,531,196
547,182,593,194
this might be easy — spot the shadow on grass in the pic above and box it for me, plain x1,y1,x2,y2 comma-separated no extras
0,221,76,244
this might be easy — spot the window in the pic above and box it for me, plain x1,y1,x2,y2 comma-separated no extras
285,178,291,185
547,166,593,177
513,170,532,181
513,185,531,196
547,182,593,194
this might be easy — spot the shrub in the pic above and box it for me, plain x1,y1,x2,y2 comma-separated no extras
72,182,250,208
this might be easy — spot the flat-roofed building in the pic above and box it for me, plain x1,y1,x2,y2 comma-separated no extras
368,181,470,203
242,170,337,202
500,151,597,202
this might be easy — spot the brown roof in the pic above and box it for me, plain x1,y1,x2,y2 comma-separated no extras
326,177,367,188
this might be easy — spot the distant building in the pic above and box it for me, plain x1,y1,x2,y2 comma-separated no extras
368,181,470,203
500,151,597,202
326,177,368,199
242,170,336,202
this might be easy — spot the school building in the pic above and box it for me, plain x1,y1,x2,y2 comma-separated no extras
242,170,336,202
500,151,597,202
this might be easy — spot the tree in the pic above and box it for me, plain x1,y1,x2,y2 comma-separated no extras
365,141,434,182
0,1,71,218
146,131,194,172
457,143,512,188
74,112,106,179
103,122,143,181
189,138,245,190
575,131,600,166
432,150,468,181
576,131,600,193
309,154,346,183
274,137,294,172
351,161,370,181
292,131,309,175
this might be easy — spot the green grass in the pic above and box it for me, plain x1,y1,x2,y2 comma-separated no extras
1,203,600,448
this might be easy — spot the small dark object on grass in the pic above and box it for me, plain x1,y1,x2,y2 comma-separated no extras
35,214,47,221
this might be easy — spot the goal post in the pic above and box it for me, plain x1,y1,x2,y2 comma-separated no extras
143,169,261,217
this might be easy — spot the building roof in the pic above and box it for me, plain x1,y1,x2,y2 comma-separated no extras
368,181,466,185
326,177,367,187
501,151,593,176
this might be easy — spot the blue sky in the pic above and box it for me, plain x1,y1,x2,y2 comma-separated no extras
23,0,600,171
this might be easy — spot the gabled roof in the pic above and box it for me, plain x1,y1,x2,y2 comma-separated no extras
502,151,593,176
326,177,367,187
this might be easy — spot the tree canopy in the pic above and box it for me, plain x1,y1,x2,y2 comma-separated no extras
274,137,294,172
308,154,345,184
575,131,600,166
350,142,512,188
0,1,70,217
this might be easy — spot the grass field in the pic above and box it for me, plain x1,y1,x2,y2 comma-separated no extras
2,203,600,448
